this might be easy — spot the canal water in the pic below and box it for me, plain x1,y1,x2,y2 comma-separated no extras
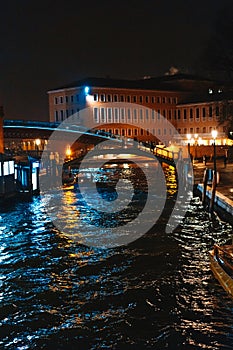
1,166,233,349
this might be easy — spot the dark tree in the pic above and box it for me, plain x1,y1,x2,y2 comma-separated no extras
218,100,233,135
200,5,233,81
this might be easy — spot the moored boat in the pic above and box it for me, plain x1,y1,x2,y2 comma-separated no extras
209,244,233,296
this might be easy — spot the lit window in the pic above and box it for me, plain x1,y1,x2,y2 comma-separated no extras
107,108,112,122
127,109,131,121
139,109,143,120
121,108,125,121
100,108,105,122
114,108,119,122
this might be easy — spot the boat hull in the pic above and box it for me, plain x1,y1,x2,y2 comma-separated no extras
210,246,233,297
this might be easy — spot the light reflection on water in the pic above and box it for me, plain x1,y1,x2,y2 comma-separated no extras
0,166,233,349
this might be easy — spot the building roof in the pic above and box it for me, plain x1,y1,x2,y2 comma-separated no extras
48,74,225,93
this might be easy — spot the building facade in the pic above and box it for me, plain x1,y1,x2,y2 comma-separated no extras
47,75,233,146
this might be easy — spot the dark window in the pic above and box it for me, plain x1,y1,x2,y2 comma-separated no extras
202,107,206,118
190,109,193,118
209,106,212,118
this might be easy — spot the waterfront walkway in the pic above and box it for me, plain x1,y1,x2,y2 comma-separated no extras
194,160,233,222
193,160,233,200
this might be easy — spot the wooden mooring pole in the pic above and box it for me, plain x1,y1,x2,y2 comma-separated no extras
209,170,217,214
202,168,208,206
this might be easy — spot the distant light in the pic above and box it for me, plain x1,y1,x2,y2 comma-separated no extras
123,163,129,169
84,86,90,95
208,88,213,94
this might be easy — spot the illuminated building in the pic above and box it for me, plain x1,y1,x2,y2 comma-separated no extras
47,75,233,145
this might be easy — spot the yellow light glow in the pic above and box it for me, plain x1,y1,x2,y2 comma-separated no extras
66,146,72,157
35,138,41,146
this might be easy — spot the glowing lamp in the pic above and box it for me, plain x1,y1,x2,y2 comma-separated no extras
84,86,90,95
211,130,218,139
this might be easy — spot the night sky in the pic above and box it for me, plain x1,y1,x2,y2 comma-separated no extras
0,0,232,121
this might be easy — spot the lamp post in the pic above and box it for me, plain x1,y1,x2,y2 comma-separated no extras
209,129,218,213
211,130,218,175
194,133,198,161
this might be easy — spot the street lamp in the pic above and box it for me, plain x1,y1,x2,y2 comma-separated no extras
211,130,218,175
65,145,72,161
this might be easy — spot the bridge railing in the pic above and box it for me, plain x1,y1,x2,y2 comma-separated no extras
139,143,178,161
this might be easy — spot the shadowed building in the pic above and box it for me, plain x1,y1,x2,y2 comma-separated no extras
0,106,4,154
